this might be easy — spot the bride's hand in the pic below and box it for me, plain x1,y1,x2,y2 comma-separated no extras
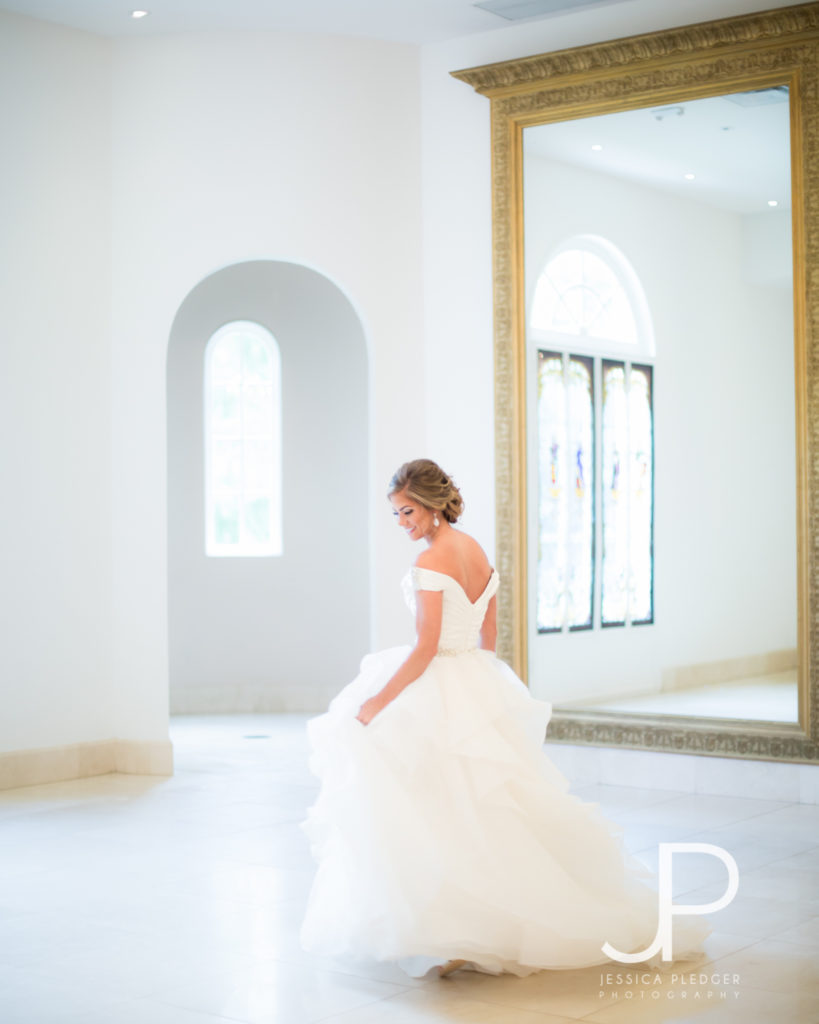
356,696,385,725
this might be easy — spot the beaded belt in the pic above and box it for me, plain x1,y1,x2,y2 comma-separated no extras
436,647,477,657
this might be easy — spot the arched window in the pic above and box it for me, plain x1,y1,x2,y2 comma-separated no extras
532,237,653,632
530,235,653,356
204,321,282,557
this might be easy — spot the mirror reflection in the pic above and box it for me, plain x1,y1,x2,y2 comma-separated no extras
523,87,797,724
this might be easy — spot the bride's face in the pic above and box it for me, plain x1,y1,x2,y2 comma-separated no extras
390,490,433,542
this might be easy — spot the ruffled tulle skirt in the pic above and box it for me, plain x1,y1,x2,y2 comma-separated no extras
298,646,710,978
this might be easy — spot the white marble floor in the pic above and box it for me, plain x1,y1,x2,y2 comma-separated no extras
1,714,818,1024
571,672,798,723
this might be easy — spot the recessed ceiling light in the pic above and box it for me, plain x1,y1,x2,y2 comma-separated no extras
684,173,695,180
591,144,603,151
768,199,779,207
131,9,149,17
651,105,684,121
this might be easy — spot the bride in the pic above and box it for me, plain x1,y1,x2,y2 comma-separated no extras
299,458,710,979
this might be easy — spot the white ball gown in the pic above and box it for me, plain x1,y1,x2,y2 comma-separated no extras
299,566,710,978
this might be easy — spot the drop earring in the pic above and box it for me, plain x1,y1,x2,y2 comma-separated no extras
433,514,440,528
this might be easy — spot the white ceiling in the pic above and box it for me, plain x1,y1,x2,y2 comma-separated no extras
525,89,792,213
0,0,633,43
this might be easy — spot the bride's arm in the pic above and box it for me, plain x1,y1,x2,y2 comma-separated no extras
479,595,497,652
355,590,443,725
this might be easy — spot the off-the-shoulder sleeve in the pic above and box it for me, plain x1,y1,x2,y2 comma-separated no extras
411,566,447,592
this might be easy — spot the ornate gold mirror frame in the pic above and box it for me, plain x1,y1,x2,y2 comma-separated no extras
453,3,819,763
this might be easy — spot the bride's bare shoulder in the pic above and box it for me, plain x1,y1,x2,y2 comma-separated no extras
414,547,444,571
458,531,493,572
415,530,491,575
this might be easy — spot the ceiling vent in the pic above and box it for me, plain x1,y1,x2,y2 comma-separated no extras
474,0,627,20
726,86,789,107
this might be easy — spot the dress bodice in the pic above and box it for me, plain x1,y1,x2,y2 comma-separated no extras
401,566,499,655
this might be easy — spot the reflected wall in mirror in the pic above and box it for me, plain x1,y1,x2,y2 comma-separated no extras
523,89,796,726
453,3,819,762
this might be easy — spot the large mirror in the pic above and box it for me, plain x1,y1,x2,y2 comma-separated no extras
524,90,795,723
453,3,819,762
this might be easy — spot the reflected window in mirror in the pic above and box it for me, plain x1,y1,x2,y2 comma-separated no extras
530,236,654,358
601,360,653,627
533,238,654,634
536,351,594,632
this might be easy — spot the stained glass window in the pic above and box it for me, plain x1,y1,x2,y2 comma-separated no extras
601,361,654,626
205,321,282,557
532,238,654,632
628,365,654,624
537,352,594,632
601,362,627,624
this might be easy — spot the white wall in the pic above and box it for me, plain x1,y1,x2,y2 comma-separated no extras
0,13,113,753
1,16,425,759
110,30,426,733
523,156,795,703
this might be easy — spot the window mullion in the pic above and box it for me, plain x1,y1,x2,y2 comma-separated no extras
624,361,632,628
561,351,571,633
593,357,602,630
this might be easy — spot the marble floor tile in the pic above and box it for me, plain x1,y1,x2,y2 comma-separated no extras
630,847,739,899
776,843,819,866
422,963,619,1019
705,937,819,995
60,1000,248,1024
0,968,130,1024
581,673,798,723
584,981,819,1024
668,829,818,876
767,915,819,947
0,910,138,970
702,802,819,844
596,748,699,792
155,959,411,1024
0,713,816,1023
320,984,578,1022
727,863,819,903
620,822,705,856
569,785,688,814
670,887,819,940
698,930,762,963
613,793,791,831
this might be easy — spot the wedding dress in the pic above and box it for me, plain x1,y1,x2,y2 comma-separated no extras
298,566,710,978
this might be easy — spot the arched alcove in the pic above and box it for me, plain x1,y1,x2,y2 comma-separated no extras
167,261,369,712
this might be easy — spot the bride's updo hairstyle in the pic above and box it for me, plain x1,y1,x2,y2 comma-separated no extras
389,459,464,524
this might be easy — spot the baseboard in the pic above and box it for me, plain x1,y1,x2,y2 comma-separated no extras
544,740,819,804
0,738,174,791
661,648,797,692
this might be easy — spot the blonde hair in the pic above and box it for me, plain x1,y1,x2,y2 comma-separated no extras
388,459,464,524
